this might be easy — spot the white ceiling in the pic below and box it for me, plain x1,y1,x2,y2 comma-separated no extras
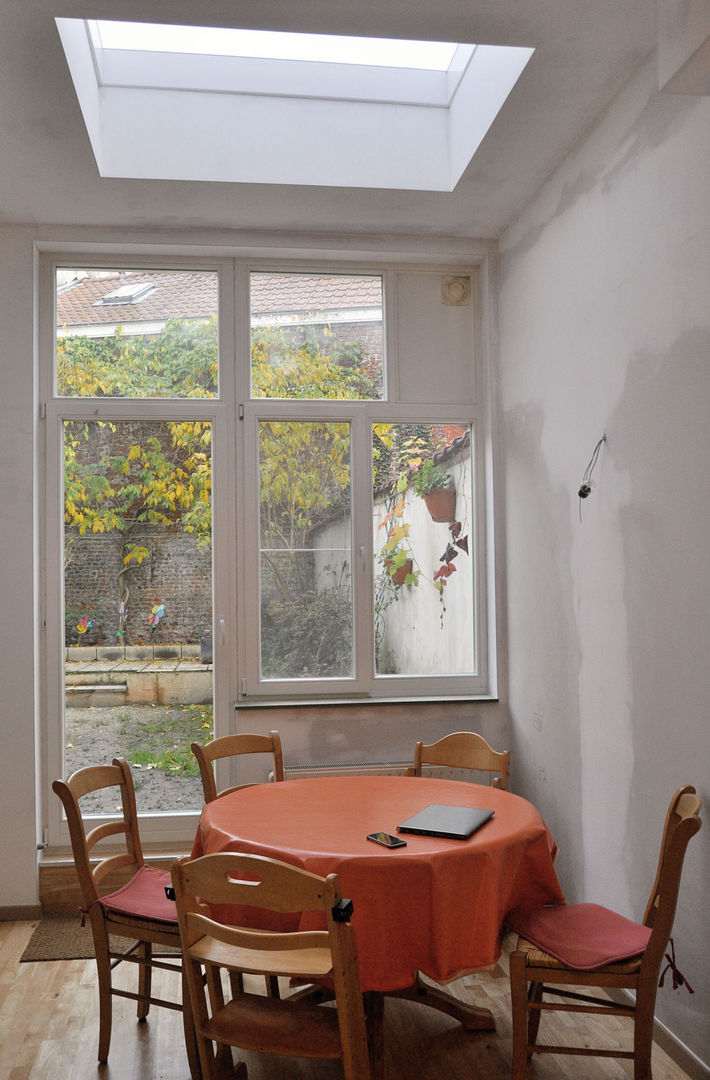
0,0,657,238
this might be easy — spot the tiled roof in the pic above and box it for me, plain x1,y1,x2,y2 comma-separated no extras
251,273,381,316
56,270,381,329
57,271,218,328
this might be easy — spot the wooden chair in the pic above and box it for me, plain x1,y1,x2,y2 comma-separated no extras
52,758,199,1077
509,785,702,1080
404,730,510,790
171,851,372,1080
192,730,284,803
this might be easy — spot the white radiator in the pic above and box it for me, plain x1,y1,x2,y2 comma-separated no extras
280,760,409,781
276,761,475,782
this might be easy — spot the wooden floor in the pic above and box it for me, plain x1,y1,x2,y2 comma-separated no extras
0,920,691,1080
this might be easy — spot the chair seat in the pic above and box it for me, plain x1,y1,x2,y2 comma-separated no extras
508,902,651,970
516,936,644,975
204,992,344,1060
100,865,178,923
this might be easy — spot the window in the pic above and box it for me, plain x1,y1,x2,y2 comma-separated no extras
42,253,490,842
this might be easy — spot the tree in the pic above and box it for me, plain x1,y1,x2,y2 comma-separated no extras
60,319,216,642
61,317,372,659
251,328,373,677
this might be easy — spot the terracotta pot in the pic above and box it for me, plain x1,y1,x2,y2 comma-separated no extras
387,558,413,585
423,487,456,523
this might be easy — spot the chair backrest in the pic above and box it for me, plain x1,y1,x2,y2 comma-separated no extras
172,852,370,1076
409,731,510,789
52,757,144,907
640,785,702,977
191,731,284,803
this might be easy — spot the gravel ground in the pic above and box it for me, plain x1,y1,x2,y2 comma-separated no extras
65,704,205,814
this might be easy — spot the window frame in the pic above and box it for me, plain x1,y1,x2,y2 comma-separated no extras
40,248,495,849
41,254,237,848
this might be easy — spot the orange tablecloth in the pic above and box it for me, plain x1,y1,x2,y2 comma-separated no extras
192,775,564,993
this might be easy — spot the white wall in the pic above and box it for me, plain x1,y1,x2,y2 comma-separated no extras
0,227,41,909
498,57,710,1067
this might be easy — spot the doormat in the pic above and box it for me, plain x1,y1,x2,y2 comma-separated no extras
20,916,109,961
20,916,179,963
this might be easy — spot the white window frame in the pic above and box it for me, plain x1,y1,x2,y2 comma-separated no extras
41,254,236,848
40,248,495,849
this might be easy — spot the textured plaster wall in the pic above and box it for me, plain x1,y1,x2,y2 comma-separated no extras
498,58,710,1066
0,227,41,908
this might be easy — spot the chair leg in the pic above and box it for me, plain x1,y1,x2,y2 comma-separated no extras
181,966,203,1080
633,983,656,1080
91,917,113,1064
509,951,530,1080
527,981,543,1049
137,940,152,1020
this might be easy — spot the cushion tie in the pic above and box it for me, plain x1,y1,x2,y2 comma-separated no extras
659,938,694,993
79,901,97,927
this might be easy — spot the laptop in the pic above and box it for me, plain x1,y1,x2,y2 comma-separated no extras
397,803,494,840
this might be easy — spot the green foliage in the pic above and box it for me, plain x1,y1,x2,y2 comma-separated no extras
56,317,218,399
411,458,452,497
125,704,213,776
251,324,377,401
59,316,371,668
260,582,352,678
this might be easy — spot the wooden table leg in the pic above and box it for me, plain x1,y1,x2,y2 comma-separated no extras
387,972,496,1031
364,991,385,1080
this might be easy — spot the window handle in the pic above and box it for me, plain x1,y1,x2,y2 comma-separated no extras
219,617,226,647
359,545,366,572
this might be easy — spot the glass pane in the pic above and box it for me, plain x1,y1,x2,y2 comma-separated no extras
373,422,475,676
63,419,213,813
250,272,383,399
259,420,353,679
56,268,218,398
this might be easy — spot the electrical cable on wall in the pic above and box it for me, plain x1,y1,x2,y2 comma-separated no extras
578,434,606,521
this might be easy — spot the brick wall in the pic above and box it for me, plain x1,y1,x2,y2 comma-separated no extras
64,526,212,645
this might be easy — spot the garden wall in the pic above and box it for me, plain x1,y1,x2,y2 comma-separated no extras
64,525,212,645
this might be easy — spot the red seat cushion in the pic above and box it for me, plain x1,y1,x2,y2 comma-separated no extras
99,865,177,923
507,902,652,970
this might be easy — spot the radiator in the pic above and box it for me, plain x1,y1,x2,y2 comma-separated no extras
280,760,409,781
276,761,474,781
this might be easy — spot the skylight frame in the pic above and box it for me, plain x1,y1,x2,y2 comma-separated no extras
56,17,534,192
86,20,475,108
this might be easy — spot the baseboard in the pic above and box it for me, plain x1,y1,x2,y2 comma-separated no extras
0,905,42,921
653,1017,710,1080
606,988,710,1080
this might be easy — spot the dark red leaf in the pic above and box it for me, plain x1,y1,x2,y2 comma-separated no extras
440,543,458,563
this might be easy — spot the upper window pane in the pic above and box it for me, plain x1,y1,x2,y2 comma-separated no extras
55,268,219,398
250,273,383,400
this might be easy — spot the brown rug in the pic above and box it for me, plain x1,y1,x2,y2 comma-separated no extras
20,916,179,963
20,916,113,962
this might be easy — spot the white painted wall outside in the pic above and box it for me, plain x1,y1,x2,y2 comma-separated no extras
498,55,710,1066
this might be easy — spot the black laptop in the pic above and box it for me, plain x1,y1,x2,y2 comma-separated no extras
397,803,494,840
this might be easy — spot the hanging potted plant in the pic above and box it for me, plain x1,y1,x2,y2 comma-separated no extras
412,459,456,522
377,497,420,588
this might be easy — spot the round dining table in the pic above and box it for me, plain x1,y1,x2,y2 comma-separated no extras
191,774,564,996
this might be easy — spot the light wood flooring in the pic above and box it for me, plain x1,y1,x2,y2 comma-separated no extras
0,920,691,1080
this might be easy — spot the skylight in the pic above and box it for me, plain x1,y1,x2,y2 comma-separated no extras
56,19,534,191
90,22,459,71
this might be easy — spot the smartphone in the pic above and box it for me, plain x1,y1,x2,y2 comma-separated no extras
366,831,407,848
